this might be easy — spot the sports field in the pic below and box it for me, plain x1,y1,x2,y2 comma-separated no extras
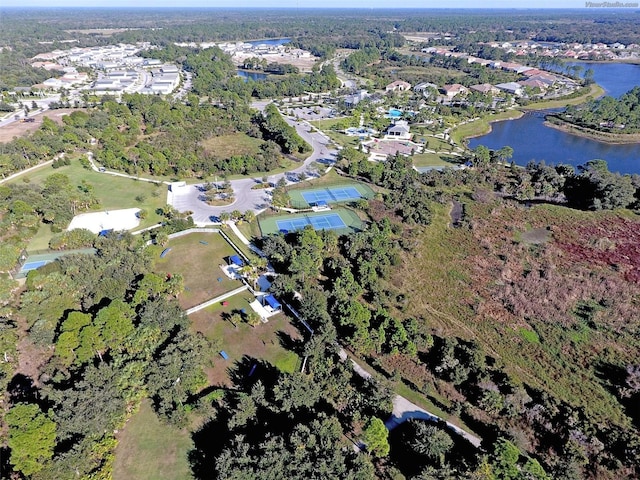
153,232,242,310
288,183,374,209
259,208,363,236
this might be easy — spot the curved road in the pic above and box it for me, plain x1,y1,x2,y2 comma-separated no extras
338,348,483,449
169,104,337,224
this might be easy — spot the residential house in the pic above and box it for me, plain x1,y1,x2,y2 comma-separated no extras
385,120,411,140
385,80,412,92
344,89,370,107
495,82,523,96
441,83,469,99
469,83,499,95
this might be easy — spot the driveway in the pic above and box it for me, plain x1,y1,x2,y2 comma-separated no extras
169,104,337,224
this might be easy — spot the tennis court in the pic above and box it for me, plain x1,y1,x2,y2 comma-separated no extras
288,183,374,208
20,260,50,272
276,213,346,233
15,248,96,279
301,186,362,205
259,208,363,236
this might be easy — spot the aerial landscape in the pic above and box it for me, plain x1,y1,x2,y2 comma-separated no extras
0,4,640,479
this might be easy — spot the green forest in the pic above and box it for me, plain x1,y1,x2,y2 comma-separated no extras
0,7,639,480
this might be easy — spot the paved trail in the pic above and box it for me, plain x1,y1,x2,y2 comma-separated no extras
339,349,483,448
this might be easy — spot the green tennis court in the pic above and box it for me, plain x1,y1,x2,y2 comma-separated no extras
259,208,363,236
288,183,374,209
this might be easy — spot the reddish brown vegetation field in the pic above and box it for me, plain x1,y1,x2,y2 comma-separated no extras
555,216,640,284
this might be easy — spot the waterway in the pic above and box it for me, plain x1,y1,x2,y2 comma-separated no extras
469,62,640,174
237,38,291,81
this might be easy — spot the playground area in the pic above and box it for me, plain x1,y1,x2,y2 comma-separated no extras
67,208,141,234
189,296,302,387
259,208,363,235
153,232,242,310
287,183,374,208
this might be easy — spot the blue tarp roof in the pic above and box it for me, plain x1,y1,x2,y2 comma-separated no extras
220,350,229,360
229,255,244,266
264,294,282,309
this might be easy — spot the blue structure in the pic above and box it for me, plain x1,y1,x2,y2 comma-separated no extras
263,294,282,311
160,248,172,258
220,350,229,360
229,255,245,267
98,229,113,237
300,186,362,205
276,213,346,233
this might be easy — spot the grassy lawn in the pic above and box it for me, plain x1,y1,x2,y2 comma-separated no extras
189,297,302,387
451,110,524,145
221,227,260,263
235,219,262,243
15,160,168,252
309,118,351,130
323,130,361,148
113,399,192,480
412,152,459,168
200,132,264,158
16,160,167,227
153,232,242,310
26,224,55,252
521,83,605,110
413,135,453,153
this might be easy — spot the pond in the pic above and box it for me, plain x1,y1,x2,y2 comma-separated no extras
237,70,268,81
469,62,640,174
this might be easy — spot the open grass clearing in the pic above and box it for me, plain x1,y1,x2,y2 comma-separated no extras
521,83,605,110
15,159,167,251
220,227,260,263
200,132,264,158
15,160,167,228
26,224,55,252
113,399,192,480
412,152,459,168
451,110,524,145
153,232,242,310
190,297,302,387
413,135,453,153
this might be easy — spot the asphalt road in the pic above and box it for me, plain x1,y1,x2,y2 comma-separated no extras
169,104,337,224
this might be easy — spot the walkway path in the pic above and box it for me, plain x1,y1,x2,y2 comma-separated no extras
0,159,54,185
185,284,249,315
339,348,483,449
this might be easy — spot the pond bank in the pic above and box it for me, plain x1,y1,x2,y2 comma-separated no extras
544,116,640,145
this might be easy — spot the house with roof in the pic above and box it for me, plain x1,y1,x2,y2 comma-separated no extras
385,80,412,92
385,120,411,140
414,82,438,98
441,83,469,99
495,82,523,96
519,78,549,92
470,83,499,95
344,89,370,107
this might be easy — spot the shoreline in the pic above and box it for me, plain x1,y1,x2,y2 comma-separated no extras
453,110,524,143
543,117,640,145
520,83,605,111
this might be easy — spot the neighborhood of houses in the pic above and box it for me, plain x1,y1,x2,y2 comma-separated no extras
29,43,182,96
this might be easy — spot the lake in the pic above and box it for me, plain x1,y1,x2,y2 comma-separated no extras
246,38,290,47
469,62,640,174
237,70,268,81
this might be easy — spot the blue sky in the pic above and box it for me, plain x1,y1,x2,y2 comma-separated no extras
1,1,592,8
